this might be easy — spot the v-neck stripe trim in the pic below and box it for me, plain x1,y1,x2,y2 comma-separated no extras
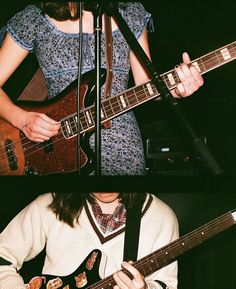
84,194,153,244
84,201,126,244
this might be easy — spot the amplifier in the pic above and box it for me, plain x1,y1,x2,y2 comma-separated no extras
145,136,207,175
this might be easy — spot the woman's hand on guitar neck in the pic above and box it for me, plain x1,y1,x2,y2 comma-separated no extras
172,52,204,98
18,110,61,142
113,261,147,289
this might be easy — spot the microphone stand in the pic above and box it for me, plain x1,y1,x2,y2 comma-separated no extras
102,2,222,175
77,3,83,175
86,2,103,175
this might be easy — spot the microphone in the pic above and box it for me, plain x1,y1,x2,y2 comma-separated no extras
83,1,118,14
83,1,103,12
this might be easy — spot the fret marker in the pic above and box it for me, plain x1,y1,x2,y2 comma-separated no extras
192,61,201,72
165,252,168,255
201,232,205,235
220,48,231,61
74,115,78,130
182,242,185,246
85,111,92,125
101,108,105,119
146,83,154,95
167,73,176,86
65,120,72,134
119,95,127,108
151,260,154,263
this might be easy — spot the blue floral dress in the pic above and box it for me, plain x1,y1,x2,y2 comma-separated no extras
6,3,151,175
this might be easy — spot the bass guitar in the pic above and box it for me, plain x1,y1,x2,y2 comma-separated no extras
0,41,235,175
25,209,236,289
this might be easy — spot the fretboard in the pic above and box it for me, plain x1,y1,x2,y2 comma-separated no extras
88,210,236,289
61,41,236,139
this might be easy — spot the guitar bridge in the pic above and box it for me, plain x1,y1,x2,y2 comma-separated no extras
5,139,18,171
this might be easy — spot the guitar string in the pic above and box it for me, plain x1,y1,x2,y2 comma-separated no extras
1,48,236,170
0,46,236,171
78,44,236,131
1,47,236,169
86,214,233,289
23,41,236,138
133,213,232,269
37,213,233,287
0,83,157,169
89,213,233,289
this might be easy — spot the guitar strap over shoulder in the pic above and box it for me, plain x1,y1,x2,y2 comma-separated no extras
123,198,143,262
104,14,113,99
123,197,167,289
102,14,113,128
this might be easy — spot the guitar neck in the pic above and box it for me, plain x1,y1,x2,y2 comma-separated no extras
76,41,236,135
162,41,236,90
89,210,236,289
134,210,236,276
60,41,236,138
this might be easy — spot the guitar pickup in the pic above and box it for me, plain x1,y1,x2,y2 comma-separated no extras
43,138,54,154
5,139,18,171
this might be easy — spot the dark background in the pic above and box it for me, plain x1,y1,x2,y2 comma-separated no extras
0,1,236,289
140,0,236,177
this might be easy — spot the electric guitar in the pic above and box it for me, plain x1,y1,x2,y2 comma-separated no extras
25,209,236,289
0,41,235,175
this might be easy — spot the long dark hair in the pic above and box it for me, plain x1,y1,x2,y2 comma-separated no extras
49,193,147,227
36,2,81,21
35,2,128,21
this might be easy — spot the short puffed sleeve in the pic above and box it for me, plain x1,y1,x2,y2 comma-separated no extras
6,5,42,51
120,3,153,40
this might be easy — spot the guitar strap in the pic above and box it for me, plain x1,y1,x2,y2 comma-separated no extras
123,196,167,289
104,14,113,100
123,198,143,262
102,14,113,128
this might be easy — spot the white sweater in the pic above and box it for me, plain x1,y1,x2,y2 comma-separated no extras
0,193,179,289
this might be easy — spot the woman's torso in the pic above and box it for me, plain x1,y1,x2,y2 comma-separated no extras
6,3,151,175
